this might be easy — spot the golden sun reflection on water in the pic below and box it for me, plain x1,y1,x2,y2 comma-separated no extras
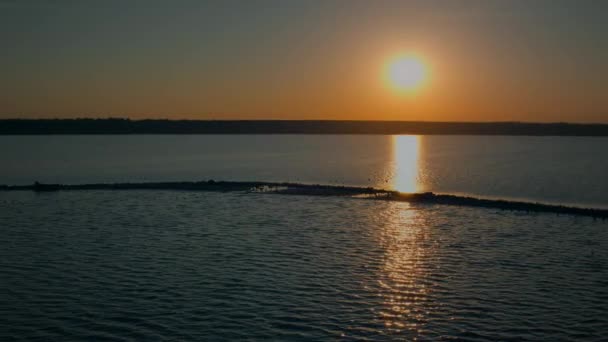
376,203,438,337
378,140,437,335
391,135,421,193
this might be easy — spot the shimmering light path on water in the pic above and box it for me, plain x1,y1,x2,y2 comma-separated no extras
2,191,606,340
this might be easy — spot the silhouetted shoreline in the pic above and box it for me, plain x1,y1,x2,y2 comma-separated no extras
2,180,606,219
2,119,608,136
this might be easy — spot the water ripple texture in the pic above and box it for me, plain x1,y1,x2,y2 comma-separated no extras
1,191,607,341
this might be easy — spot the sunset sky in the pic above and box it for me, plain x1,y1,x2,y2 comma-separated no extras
1,0,607,122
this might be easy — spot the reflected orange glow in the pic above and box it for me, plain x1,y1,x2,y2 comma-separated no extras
375,203,437,336
391,135,420,193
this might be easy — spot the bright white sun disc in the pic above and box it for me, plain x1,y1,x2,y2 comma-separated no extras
385,55,428,92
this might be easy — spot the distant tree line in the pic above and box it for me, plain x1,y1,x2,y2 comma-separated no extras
1,118,607,136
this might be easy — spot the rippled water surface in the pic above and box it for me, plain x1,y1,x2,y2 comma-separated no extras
2,191,607,341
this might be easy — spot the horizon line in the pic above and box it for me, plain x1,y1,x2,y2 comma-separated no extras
2,118,608,125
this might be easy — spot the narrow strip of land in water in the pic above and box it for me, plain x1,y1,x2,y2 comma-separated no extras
2,180,607,219
1,119,608,135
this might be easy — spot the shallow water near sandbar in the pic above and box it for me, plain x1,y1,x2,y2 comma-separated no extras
2,135,608,207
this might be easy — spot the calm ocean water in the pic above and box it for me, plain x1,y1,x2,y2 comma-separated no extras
2,135,608,207
1,135,608,340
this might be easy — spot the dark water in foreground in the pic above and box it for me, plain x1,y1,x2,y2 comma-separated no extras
2,191,607,341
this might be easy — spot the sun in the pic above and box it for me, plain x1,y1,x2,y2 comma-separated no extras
384,54,428,93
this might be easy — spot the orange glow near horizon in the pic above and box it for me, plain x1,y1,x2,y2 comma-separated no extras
2,2,607,123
